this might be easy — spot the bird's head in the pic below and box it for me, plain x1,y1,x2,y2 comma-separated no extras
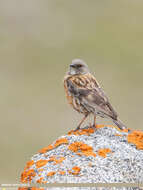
68,59,89,75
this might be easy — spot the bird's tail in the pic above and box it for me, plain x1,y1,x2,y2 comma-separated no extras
113,119,127,130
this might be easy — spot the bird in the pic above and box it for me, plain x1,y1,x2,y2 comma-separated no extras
64,59,127,131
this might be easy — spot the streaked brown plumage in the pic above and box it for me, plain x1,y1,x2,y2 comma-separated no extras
64,59,127,131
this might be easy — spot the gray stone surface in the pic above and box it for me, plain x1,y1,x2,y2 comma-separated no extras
21,125,143,187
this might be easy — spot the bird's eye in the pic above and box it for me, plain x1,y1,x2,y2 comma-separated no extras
70,64,75,68
78,64,82,68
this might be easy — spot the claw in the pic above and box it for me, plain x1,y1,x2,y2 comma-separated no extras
74,126,80,132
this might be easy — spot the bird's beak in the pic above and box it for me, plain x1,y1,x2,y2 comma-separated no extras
70,64,76,68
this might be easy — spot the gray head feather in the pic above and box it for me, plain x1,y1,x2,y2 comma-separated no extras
69,59,89,75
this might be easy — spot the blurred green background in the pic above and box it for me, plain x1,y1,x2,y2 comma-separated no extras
0,0,143,183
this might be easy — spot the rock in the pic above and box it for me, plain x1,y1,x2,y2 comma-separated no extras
20,125,143,185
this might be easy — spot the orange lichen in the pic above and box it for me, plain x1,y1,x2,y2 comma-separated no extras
68,130,77,136
88,162,93,167
36,160,48,168
54,138,69,148
47,156,65,165
24,160,34,170
123,128,130,133
38,168,44,172
72,166,80,173
69,166,81,175
18,188,44,190
38,138,68,154
68,127,95,136
47,155,56,162
76,152,82,156
54,157,65,164
98,148,112,158
59,171,65,175
68,125,130,136
21,169,36,183
47,171,56,176
37,177,44,183
96,124,130,132
68,142,80,152
39,144,54,153
115,133,123,137
68,141,96,157
127,130,143,150
96,124,106,129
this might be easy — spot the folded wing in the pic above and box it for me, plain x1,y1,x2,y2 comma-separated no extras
66,78,118,120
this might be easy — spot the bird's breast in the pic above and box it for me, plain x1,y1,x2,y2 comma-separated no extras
64,78,88,114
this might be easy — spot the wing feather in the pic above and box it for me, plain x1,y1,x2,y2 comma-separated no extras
66,76,118,120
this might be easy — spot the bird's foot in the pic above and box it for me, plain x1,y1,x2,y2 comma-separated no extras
89,122,93,128
74,126,80,132
92,123,97,129
88,123,97,129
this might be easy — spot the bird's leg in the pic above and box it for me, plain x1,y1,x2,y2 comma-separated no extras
74,114,88,131
93,115,97,128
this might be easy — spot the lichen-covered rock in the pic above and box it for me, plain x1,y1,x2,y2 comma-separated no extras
20,125,143,184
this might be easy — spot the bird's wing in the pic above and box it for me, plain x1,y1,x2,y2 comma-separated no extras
66,77,118,120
